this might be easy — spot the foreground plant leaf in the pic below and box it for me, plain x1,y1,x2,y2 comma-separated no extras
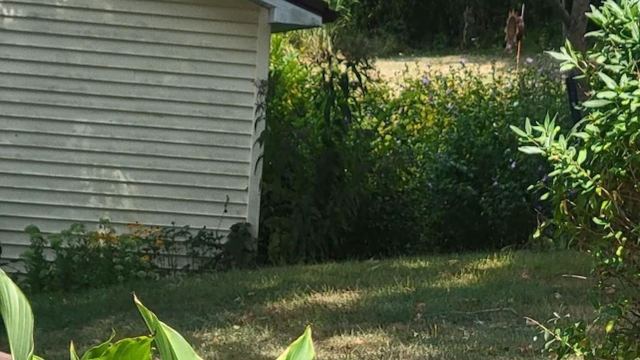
133,295,202,360
277,327,315,360
75,332,115,360
0,269,37,360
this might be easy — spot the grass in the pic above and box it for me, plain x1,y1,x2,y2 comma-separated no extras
25,251,592,359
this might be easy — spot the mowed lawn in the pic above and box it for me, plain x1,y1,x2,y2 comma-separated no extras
27,251,592,359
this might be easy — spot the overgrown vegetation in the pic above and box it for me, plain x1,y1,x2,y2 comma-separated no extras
259,31,568,264
513,0,640,357
20,220,254,292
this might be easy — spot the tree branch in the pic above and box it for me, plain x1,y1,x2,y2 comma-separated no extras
545,0,572,26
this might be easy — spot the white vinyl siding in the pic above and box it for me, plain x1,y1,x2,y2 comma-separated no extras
0,0,267,261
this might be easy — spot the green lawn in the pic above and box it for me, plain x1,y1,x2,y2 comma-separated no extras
28,251,592,360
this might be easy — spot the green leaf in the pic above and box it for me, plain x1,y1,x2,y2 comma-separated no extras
85,337,153,360
518,146,545,155
598,72,617,90
592,217,608,227
583,100,612,108
134,295,203,360
277,327,316,360
596,91,617,99
577,150,587,165
0,269,37,360
546,51,571,62
605,320,615,334
70,343,81,360
80,333,116,360
509,125,527,138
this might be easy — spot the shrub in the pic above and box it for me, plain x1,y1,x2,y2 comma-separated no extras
260,32,568,263
513,0,640,357
21,220,253,292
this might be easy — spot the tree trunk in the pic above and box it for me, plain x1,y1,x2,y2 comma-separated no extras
566,0,591,51
546,0,590,50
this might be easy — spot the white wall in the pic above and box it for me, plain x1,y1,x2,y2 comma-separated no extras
0,0,269,261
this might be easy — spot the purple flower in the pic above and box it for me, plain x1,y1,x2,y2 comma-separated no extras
421,75,431,86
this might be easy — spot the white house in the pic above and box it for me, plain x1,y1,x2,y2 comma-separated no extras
0,0,335,262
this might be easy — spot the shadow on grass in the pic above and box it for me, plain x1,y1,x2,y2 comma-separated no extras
26,251,592,360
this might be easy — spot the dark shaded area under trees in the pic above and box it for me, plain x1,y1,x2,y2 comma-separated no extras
327,0,602,54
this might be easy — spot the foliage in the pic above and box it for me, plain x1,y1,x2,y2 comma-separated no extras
326,0,567,55
513,1,640,357
20,220,254,292
260,32,567,263
0,268,316,360
366,60,567,252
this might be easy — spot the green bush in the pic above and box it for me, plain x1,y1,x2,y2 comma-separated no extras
513,0,640,357
260,32,568,263
21,220,255,292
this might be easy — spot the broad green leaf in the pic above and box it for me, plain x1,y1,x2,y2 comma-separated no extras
85,337,153,360
0,269,37,360
277,327,315,360
133,295,202,360
596,91,617,99
546,51,571,62
598,72,617,90
80,332,116,360
509,125,527,138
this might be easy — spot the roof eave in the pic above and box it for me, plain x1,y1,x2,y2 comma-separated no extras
250,0,336,32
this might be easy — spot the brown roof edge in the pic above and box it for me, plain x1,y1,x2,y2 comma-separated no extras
285,0,338,23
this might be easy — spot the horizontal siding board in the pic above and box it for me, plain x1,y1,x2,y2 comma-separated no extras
1,0,260,23
0,73,255,108
0,160,250,189
0,89,254,119
0,45,257,80
0,102,254,131
1,2,259,36
0,189,248,217
0,59,257,93
0,117,253,147
0,174,249,203
0,20,258,51
2,131,252,162
0,145,251,176
0,203,245,228
0,31,257,65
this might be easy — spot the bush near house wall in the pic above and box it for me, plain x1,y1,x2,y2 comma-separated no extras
20,220,254,293
259,31,569,264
